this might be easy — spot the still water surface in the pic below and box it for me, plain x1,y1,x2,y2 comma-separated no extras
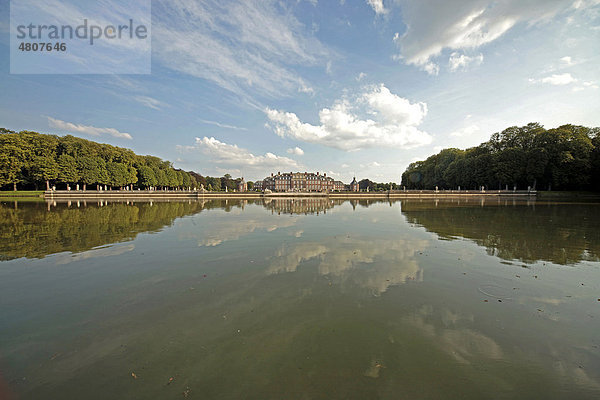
1,198,599,399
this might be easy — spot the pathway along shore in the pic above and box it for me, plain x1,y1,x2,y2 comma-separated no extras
43,189,536,200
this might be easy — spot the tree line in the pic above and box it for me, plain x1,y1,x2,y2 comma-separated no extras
401,123,600,191
0,128,247,191
189,172,253,192
357,179,400,192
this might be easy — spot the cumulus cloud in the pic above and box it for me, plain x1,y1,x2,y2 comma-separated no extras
366,0,387,15
393,0,583,73
152,0,328,98
541,73,577,85
47,117,132,140
179,137,301,170
287,146,305,155
530,73,578,86
448,52,483,71
422,62,440,76
265,84,432,151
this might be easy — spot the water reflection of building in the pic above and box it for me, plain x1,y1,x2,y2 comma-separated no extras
259,172,348,192
263,198,340,214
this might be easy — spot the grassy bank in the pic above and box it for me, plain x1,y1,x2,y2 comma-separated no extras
0,190,45,198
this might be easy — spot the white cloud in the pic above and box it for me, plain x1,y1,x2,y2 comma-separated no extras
153,0,328,98
298,82,315,95
450,124,480,137
198,119,248,131
134,96,168,110
393,0,586,73
287,146,305,155
47,117,132,140
356,72,367,81
573,0,600,9
179,137,301,170
366,0,387,15
538,73,577,85
560,56,573,65
423,62,440,76
265,84,432,151
448,52,483,71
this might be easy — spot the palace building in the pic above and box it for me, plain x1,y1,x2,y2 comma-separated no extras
259,172,352,192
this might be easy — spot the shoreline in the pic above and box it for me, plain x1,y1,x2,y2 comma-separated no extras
37,189,537,200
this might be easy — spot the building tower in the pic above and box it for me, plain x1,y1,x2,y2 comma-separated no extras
350,177,359,192
238,177,247,192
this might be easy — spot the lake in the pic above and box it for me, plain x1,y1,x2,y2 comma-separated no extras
1,197,599,399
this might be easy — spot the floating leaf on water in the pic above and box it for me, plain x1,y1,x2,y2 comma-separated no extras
131,372,138,379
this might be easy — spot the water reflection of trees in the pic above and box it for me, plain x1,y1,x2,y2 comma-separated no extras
400,199,600,265
4,197,599,266
0,199,248,260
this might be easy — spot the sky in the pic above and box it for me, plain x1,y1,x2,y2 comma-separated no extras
0,0,599,183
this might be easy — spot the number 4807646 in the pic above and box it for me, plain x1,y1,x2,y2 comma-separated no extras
18,42,66,51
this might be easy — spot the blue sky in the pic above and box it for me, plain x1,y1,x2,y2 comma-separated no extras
1,0,599,182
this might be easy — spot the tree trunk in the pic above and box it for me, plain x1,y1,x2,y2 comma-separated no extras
46,180,50,190
83,183,87,191
13,182,17,191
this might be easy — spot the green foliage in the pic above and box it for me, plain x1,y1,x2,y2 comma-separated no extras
402,123,599,191
206,176,221,191
107,162,130,187
58,154,80,183
137,165,157,188
0,136,25,189
165,169,178,188
0,129,207,191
